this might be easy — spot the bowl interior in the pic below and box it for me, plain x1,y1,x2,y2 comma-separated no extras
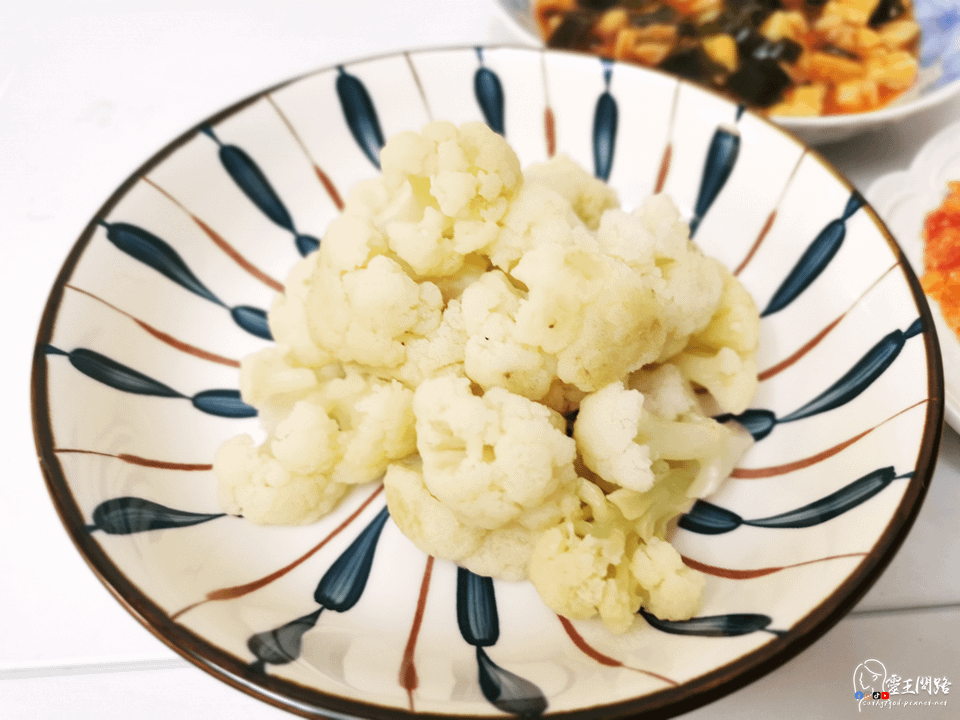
33,46,942,719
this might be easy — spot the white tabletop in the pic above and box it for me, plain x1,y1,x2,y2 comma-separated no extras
1,1,958,718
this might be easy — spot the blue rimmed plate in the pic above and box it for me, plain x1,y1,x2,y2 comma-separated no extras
32,46,942,719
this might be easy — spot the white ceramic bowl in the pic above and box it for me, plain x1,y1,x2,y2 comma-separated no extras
33,45,942,719
493,0,960,145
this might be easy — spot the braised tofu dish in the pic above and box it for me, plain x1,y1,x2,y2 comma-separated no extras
535,0,921,115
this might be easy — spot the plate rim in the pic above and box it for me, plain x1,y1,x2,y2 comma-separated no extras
30,42,945,720
868,116,960,434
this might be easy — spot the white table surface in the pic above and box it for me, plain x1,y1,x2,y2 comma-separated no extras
1,1,958,718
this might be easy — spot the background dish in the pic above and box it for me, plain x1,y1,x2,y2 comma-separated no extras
869,117,960,433
492,0,960,146
33,45,941,718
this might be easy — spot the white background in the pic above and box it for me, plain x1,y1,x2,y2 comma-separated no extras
1,1,957,718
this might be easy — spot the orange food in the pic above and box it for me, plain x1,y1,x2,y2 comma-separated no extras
922,182,960,338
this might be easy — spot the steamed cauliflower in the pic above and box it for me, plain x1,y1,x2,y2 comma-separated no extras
528,517,638,633
214,120,761,634
306,254,444,369
632,536,705,622
574,381,654,493
214,367,416,525
412,375,577,529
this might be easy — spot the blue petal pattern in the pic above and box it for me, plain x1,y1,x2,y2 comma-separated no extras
191,389,257,418
229,306,272,341
640,609,783,637
101,221,222,305
46,347,256,418
336,66,385,169
726,408,778,441
457,568,499,647
746,467,908,528
87,497,225,534
249,507,390,672
456,568,546,716
100,220,272,340
778,319,922,422
762,193,863,317
248,609,323,670
592,59,617,182
678,466,909,534
314,506,390,610
689,114,741,237
476,647,549,717
47,346,183,398
675,501,742,535
719,319,922,441
475,48,505,135
201,126,320,256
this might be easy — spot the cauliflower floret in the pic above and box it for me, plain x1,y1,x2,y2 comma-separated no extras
673,265,760,414
383,460,486,564
239,346,319,428
595,208,658,268
327,372,418,481
319,212,391,275
488,179,585,272
528,518,640,633
306,254,443,368
214,435,350,525
372,121,522,277
523,153,620,230
674,347,758,415
214,368,416,524
637,193,691,259
270,397,341,475
631,536,704,621
267,252,335,368
376,298,468,389
574,381,654,493
238,349,346,433
578,374,752,500
511,241,666,391
697,264,760,356
528,482,705,631
384,460,542,581
430,253,490,303
628,363,698,420
387,205,463,278
655,253,726,361
461,270,556,400
412,375,578,530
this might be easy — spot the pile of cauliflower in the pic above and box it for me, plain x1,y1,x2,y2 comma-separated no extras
214,121,759,633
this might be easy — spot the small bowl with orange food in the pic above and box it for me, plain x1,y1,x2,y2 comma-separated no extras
494,0,960,145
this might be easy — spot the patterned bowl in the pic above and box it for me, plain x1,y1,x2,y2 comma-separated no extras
32,45,942,719
493,0,960,145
